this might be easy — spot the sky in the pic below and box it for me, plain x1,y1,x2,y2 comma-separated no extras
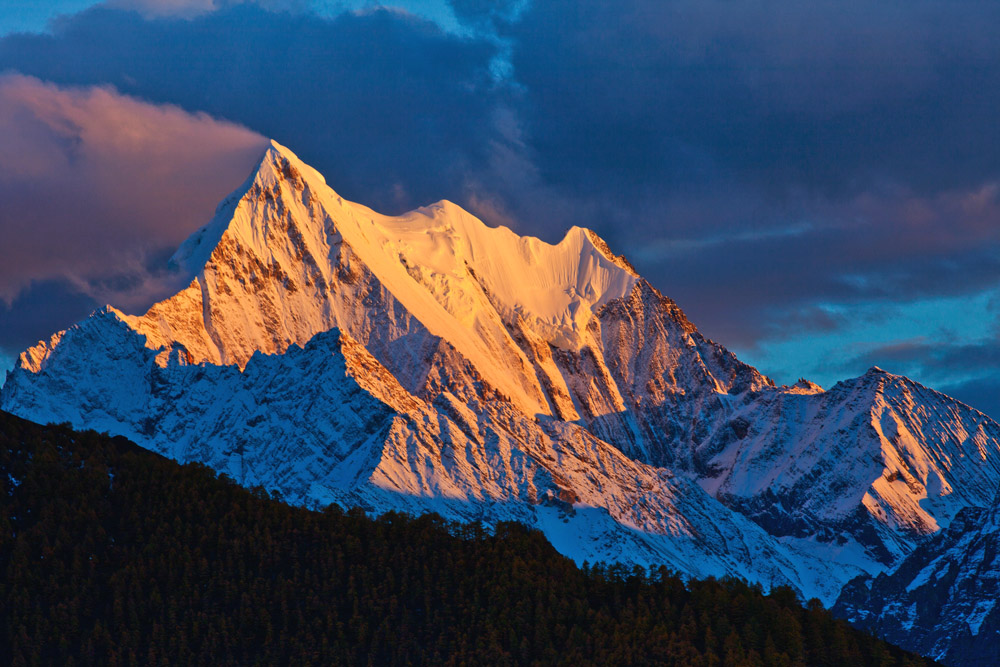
1,0,1000,417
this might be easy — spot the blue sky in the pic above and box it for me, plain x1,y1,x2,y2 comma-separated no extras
2,0,1000,417
0,1,96,34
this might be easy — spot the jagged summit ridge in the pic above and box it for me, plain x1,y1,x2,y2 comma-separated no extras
11,139,759,432
88,141,645,417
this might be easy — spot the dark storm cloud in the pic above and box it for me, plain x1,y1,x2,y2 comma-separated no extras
466,0,1000,343
0,5,503,215
502,0,1000,199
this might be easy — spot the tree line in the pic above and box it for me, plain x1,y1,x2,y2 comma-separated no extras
0,412,936,666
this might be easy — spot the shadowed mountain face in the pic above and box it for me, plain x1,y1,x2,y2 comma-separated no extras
3,142,1000,630
834,493,1000,666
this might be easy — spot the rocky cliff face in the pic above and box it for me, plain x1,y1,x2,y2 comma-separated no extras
5,141,1000,622
834,493,1000,666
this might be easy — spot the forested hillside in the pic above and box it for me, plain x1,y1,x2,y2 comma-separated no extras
0,412,935,666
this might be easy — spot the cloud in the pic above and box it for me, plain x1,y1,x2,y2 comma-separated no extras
1,0,1000,410
0,5,503,216
629,182,1000,348
104,0,217,17
500,0,1000,198
101,0,309,19
0,74,267,347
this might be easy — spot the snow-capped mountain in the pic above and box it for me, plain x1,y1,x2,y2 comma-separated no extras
695,367,1000,575
4,141,1000,618
834,492,1000,666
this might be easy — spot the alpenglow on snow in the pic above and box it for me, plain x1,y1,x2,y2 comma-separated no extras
5,142,1000,641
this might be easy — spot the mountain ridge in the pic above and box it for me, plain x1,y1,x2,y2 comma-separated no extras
5,140,1000,635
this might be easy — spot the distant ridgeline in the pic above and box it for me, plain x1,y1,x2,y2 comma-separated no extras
0,412,936,666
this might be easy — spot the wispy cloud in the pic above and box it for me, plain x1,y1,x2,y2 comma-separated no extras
101,0,309,19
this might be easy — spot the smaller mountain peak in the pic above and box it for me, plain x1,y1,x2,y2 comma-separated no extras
426,198,459,211
95,304,127,321
853,366,930,396
785,378,824,394
857,366,897,386
829,365,903,393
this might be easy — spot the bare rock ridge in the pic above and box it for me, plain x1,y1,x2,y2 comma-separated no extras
4,141,1000,642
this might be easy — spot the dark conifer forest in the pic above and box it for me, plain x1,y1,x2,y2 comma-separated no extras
0,411,936,666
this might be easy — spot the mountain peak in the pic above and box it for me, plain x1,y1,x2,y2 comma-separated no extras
170,139,334,275
266,137,295,158
8,138,1000,629
784,377,824,394
259,139,331,190
171,139,643,349
101,139,649,414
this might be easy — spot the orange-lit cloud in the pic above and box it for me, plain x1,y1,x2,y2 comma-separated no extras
0,74,267,309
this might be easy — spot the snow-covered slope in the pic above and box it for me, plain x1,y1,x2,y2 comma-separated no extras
696,368,1000,572
834,493,1000,665
4,140,1000,613
0,297,844,602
